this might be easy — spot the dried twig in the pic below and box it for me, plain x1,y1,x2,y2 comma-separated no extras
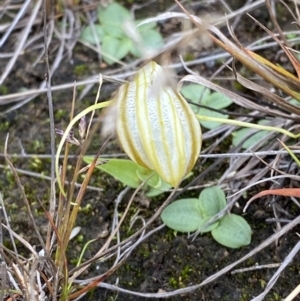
43,0,56,255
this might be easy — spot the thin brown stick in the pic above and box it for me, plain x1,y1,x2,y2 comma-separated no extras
43,0,56,255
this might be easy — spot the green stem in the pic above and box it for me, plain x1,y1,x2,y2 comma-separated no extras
55,101,112,195
196,114,300,139
278,140,300,167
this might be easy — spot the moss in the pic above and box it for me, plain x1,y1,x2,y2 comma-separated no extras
30,140,45,153
29,157,44,172
55,109,68,120
137,245,150,258
163,228,177,241
79,203,93,214
0,85,9,95
168,264,195,289
183,53,195,61
180,265,193,280
73,64,89,77
76,234,84,243
69,258,78,266
241,293,251,300
169,277,179,289
0,121,9,131
260,278,266,288
270,292,281,301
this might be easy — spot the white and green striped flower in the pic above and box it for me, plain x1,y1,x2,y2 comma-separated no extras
114,61,202,187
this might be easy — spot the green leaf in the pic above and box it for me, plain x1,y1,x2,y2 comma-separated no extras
211,214,252,248
102,23,126,39
232,128,269,149
198,108,228,129
232,120,269,149
136,167,160,188
161,199,203,232
97,2,131,38
198,216,219,233
80,25,105,45
130,28,163,58
83,157,169,196
130,43,141,58
180,84,233,112
180,84,231,129
96,159,142,188
145,181,171,197
181,84,210,114
140,29,164,49
136,20,157,32
145,173,190,197
289,98,300,107
204,92,233,109
102,36,132,65
137,165,171,196
198,186,226,218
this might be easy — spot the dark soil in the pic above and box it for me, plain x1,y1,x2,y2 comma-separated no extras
1,1,300,301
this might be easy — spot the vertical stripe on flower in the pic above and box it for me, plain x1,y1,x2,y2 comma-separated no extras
115,61,202,187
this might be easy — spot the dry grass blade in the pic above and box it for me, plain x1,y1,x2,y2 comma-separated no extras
0,0,82,113
246,12,300,80
250,240,300,301
0,194,11,300
245,187,300,211
175,0,300,101
180,74,300,120
54,80,104,277
55,84,76,255
230,64,300,116
0,0,32,47
0,0,43,85
54,140,102,295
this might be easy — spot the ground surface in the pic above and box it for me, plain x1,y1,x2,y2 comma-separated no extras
0,1,300,300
